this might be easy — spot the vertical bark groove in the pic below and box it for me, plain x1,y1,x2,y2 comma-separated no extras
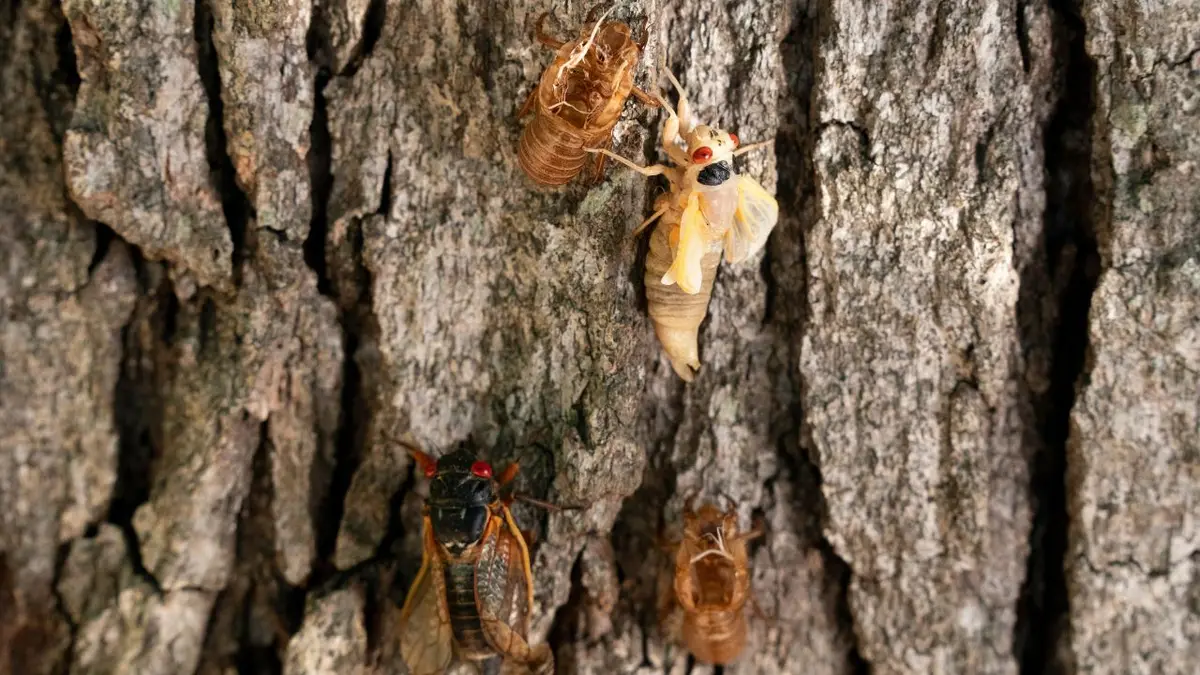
195,0,250,271
1014,2,1098,673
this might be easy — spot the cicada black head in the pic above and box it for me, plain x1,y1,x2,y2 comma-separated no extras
425,447,499,555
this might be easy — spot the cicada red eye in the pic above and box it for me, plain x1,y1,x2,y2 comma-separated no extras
692,146,713,162
730,133,739,148
423,461,437,478
470,461,493,478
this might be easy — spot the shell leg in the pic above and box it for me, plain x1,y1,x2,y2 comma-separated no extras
517,87,537,119
534,13,564,49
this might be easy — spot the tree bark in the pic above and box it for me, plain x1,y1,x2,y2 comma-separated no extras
0,1,1195,675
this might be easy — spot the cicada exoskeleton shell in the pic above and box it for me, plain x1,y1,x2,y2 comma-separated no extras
673,501,758,665
518,12,653,185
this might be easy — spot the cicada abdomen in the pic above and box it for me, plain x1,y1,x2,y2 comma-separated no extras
644,210,724,382
518,11,654,186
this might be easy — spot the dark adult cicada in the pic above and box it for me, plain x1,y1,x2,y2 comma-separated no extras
399,446,554,675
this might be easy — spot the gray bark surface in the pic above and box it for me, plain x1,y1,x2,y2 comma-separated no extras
0,2,1194,675
1066,3,1199,674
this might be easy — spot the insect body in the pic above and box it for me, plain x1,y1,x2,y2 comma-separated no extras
589,70,779,380
674,499,762,665
518,7,656,185
399,447,553,675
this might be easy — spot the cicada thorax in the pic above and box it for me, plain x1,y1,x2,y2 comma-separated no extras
519,21,642,185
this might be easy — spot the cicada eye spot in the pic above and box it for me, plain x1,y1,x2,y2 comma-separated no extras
692,146,713,162
423,460,437,478
730,133,739,148
470,461,493,479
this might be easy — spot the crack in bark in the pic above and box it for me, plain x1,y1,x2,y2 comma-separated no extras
109,256,172,596
1013,2,1100,674
195,0,251,280
340,0,388,78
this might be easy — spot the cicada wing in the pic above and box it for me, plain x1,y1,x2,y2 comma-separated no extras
474,513,531,633
475,509,552,670
399,530,453,675
662,193,712,295
723,175,780,264
696,180,740,233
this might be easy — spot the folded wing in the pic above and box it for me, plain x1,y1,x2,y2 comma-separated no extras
399,546,454,675
723,175,779,264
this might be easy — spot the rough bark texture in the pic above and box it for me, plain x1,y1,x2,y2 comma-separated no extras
0,1,1195,675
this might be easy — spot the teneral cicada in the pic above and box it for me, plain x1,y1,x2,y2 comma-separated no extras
517,6,656,186
590,70,779,380
399,447,553,675
674,499,762,665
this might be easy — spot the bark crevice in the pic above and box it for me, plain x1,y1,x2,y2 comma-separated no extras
1013,2,1100,673
195,0,251,276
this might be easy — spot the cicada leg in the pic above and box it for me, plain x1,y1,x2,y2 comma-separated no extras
534,12,564,49
517,87,538,119
589,142,611,183
662,68,694,135
631,85,659,108
632,205,668,238
497,461,521,487
584,147,670,177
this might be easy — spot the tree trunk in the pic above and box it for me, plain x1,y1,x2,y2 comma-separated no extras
1,1,1195,675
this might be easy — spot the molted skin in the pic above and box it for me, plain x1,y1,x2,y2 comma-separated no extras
518,18,646,185
674,503,754,665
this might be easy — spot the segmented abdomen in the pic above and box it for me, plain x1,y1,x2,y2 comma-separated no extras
644,220,723,381
683,607,748,665
519,112,594,185
444,562,492,658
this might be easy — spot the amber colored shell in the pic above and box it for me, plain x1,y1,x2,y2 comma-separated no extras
673,503,753,665
518,21,643,185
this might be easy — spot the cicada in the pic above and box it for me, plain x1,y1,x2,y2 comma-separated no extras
589,70,779,380
399,447,553,675
517,5,656,186
674,498,762,665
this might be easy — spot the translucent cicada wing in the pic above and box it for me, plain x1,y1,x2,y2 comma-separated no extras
476,508,552,671
662,193,713,295
723,175,779,264
399,521,453,675
475,511,532,634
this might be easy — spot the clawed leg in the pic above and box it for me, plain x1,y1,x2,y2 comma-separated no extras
733,140,771,156
534,13,565,49
589,145,610,183
632,205,667,237
517,87,538,119
630,86,659,107
585,147,669,177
